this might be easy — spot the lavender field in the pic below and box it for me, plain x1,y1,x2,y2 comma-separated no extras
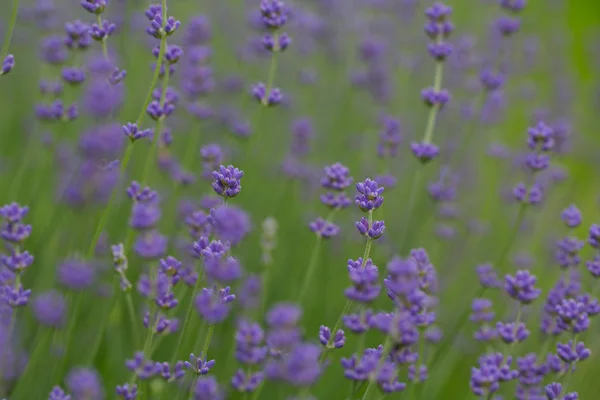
1,0,600,399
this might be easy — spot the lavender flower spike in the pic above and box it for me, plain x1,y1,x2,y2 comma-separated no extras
212,165,244,198
1,54,15,75
355,178,385,212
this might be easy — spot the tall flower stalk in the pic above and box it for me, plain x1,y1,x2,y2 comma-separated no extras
399,3,453,251
320,178,385,363
298,163,352,305
248,0,290,150
85,0,177,259
0,0,19,77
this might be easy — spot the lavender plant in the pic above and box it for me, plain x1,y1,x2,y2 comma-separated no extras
0,0,598,399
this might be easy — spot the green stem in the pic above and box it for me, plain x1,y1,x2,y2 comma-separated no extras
201,324,215,359
320,212,375,363
169,263,203,364
125,292,141,349
84,288,120,365
0,308,17,395
123,42,171,253
139,61,170,186
85,7,168,258
8,328,52,398
97,15,109,60
397,30,446,251
495,204,527,269
56,292,83,378
249,36,280,155
422,60,444,145
0,0,19,62
561,334,578,394
297,237,322,304
398,168,423,253
263,51,279,105
428,204,527,369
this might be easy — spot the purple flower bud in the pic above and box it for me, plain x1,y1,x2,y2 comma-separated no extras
470,298,494,323
251,82,283,106
321,163,353,191
504,270,541,304
496,16,521,36
66,367,103,399
263,32,291,52
145,5,181,39
260,0,289,30
586,256,600,278
556,298,590,333
500,0,526,13
425,2,452,22
80,0,107,15
427,42,453,61
212,165,244,198
496,321,529,344
231,369,264,393
122,123,151,142
355,179,384,212
308,217,339,238
561,205,582,228
183,353,216,375
421,87,451,107
556,340,591,363
109,68,127,85
588,224,600,249
424,21,454,39
320,193,352,209
345,258,381,303
90,19,116,41
48,386,71,400
194,376,223,400
355,217,385,239
411,142,439,164
318,325,346,349
195,286,236,323
116,383,137,400
513,183,544,205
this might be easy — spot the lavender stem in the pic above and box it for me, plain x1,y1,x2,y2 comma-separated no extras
85,2,168,260
0,0,19,62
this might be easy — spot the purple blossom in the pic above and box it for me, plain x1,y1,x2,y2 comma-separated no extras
321,163,353,191
122,123,151,142
193,376,223,400
505,270,541,304
251,82,282,106
231,369,264,393
80,0,107,15
345,258,381,303
265,343,322,387
496,321,530,344
355,217,385,239
195,286,236,323
212,165,244,198
1,55,15,75
355,179,384,212
48,386,71,400
318,325,345,349
411,142,440,163
184,353,216,375
561,205,582,228
115,384,137,400
309,218,340,238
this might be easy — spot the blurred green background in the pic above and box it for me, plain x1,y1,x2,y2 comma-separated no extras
1,0,600,399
